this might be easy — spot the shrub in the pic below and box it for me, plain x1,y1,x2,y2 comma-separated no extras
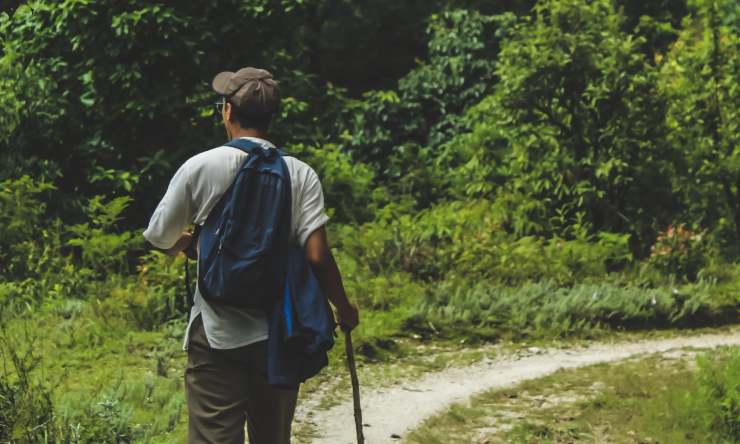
0,281,35,321
287,143,383,224
646,224,708,281
339,9,510,177
67,195,143,277
333,199,633,286
0,264,91,320
0,175,56,278
82,251,189,331
93,281,184,331
133,250,191,327
448,0,677,251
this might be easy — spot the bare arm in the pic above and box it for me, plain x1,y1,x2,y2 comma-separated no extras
143,160,196,254
304,226,359,330
151,231,193,257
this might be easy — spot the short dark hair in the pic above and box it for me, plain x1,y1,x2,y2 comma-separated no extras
229,100,275,132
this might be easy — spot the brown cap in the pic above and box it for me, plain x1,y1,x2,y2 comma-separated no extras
212,67,280,114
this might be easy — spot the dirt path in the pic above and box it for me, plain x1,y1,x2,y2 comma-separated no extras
301,330,740,444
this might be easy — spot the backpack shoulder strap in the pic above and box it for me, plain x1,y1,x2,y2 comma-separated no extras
225,138,289,160
223,138,264,155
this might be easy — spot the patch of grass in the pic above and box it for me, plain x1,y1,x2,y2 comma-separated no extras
1,299,189,443
2,238,737,443
407,346,740,444
411,280,739,341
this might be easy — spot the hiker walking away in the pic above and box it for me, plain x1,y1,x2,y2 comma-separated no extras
142,67,360,444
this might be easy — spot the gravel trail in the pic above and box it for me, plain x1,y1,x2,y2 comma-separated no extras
301,330,740,444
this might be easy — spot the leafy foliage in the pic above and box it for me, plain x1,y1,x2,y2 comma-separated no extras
288,143,383,223
662,0,740,253
334,199,631,286
646,224,709,281
339,10,517,205
0,176,56,275
451,0,677,252
67,195,143,276
0,0,739,441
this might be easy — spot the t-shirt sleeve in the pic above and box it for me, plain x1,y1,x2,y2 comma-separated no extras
295,167,330,247
142,162,194,249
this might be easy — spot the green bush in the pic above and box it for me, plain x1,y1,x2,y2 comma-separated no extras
67,195,143,276
662,0,740,253
287,142,383,223
645,224,709,281
132,251,191,328
81,251,190,331
92,282,184,331
0,175,57,277
334,199,632,286
448,0,677,251
339,9,512,181
0,266,92,321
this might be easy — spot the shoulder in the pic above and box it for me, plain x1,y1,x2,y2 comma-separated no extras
284,156,320,184
181,146,246,180
184,146,246,169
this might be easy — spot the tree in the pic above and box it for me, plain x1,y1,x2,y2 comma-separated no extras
0,0,454,222
2,1,320,218
450,0,677,251
339,10,517,206
615,0,689,59
662,0,740,253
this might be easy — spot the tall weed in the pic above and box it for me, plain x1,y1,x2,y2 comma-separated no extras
0,331,55,442
695,347,740,441
413,280,736,338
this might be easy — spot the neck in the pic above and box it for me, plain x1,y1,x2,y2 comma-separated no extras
229,126,267,140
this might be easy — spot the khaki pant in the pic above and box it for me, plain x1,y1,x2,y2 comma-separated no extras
185,315,298,444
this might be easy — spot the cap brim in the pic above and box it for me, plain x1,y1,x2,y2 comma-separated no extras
212,71,234,95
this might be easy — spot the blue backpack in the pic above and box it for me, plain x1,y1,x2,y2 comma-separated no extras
195,138,292,310
267,244,336,387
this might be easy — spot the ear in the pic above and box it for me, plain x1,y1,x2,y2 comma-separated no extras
224,101,233,122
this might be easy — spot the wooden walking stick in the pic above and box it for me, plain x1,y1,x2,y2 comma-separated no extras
344,330,365,444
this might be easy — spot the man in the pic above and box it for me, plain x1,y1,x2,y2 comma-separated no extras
143,67,359,444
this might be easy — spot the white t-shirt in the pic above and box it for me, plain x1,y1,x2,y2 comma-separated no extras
143,137,329,350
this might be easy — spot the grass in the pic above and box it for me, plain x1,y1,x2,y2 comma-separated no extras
412,279,739,341
3,294,483,443
406,346,740,444
295,324,739,443
0,299,189,443
1,266,737,442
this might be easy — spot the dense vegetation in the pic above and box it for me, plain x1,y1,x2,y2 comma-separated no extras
1,0,738,441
